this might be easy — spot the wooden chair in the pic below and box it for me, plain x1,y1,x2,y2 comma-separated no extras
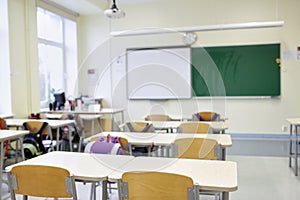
177,122,210,133
118,171,199,200
0,118,10,156
192,111,220,121
23,121,57,156
173,138,220,160
7,165,77,200
124,122,154,156
145,114,171,121
173,137,221,199
124,122,155,133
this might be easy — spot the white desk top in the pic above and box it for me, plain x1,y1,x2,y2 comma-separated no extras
5,151,237,193
79,114,102,120
141,121,229,132
0,130,29,142
108,156,238,192
85,132,232,148
6,119,74,129
286,118,300,125
169,114,228,121
46,108,124,115
0,114,14,119
6,151,135,182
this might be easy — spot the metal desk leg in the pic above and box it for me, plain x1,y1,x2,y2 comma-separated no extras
289,124,293,167
0,142,5,200
91,120,95,135
56,128,60,151
111,113,115,131
121,111,124,126
68,125,73,152
295,126,298,176
222,148,226,160
18,137,25,161
102,180,108,200
15,139,19,163
222,192,229,200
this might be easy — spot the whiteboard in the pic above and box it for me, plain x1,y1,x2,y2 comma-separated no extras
127,47,191,100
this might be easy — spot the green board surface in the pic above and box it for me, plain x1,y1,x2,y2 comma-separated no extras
192,44,281,96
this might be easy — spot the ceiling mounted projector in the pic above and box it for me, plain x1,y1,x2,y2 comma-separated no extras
104,0,125,19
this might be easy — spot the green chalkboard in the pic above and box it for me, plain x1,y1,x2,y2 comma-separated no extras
192,44,281,96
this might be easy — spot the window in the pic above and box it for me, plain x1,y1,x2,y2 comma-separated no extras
37,7,78,108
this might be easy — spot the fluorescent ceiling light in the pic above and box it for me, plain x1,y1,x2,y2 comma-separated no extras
110,21,284,37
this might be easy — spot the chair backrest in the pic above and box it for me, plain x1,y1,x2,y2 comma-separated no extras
177,122,210,133
23,121,51,138
119,171,199,200
173,138,220,160
0,117,8,130
193,112,220,121
145,114,171,121
23,121,52,155
7,165,77,200
119,137,129,152
124,122,155,133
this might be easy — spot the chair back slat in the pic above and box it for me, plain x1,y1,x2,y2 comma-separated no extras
120,171,197,200
8,165,77,199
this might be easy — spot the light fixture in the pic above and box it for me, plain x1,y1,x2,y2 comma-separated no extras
111,21,284,37
104,0,125,19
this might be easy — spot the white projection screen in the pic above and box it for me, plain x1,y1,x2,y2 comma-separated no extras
126,46,191,100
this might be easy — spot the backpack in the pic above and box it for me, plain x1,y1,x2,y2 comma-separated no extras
23,133,46,159
84,135,123,155
23,122,47,159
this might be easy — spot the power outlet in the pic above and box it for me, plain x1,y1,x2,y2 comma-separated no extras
281,125,288,132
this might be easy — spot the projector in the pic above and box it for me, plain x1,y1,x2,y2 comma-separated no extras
104,0,125,19
104,8,125,19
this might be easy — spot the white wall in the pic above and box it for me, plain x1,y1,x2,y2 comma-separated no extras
78,0,300,134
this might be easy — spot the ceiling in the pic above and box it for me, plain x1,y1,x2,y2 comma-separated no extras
46,0,160,15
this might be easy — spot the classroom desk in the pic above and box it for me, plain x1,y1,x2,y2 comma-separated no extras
286,118,300,176
5,151,237,200
0,114,14,119
0,130,29,200
45,108,125,131
6,119,75,151
80,114,103,135
169,114,228,122
108,156,238,200
85,131,232,160
148,121,229,134
5,151,135,200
